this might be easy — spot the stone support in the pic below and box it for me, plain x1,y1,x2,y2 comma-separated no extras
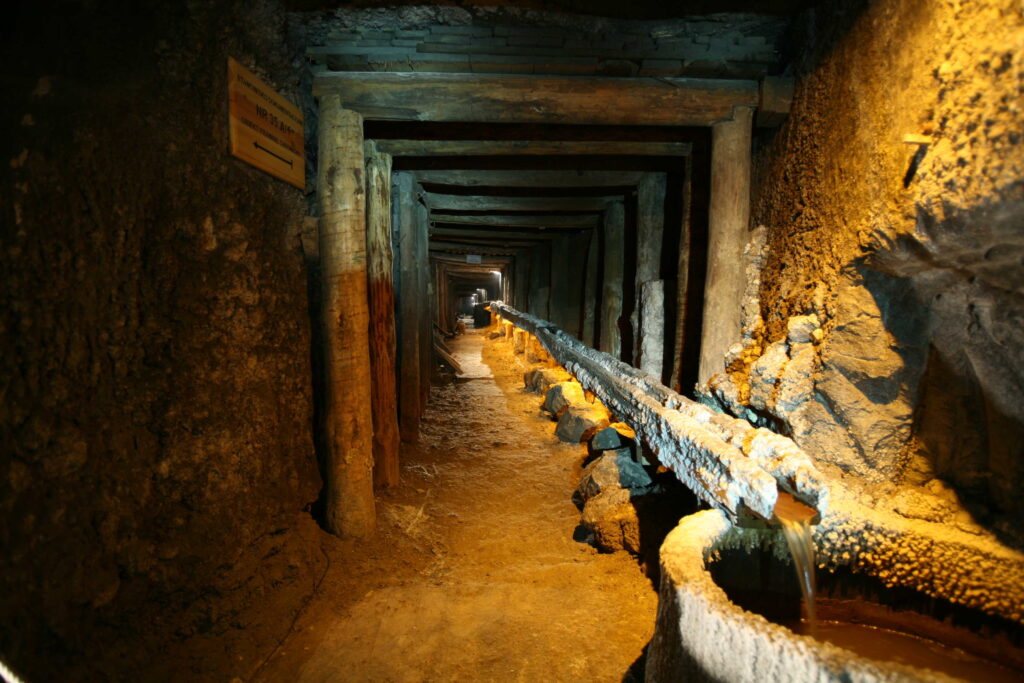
698,106,754,385
316,96,375,538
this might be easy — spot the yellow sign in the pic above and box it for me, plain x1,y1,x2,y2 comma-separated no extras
228,57,305,189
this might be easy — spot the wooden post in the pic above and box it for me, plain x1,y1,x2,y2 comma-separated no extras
600,200,625,359
670,155,693,393
698,106,754,385
528,242,551,321
364,141,400,488
582,230,598,347
416,201,432,411
396,172,421,442
549,234,572,331
316,96,375,539
634,174,666,376
514,249,531,311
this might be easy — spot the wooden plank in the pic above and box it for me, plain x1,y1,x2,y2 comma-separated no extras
313,72,759,126
375,139,692,157
699,106,753,385
430,240,521,254
423,192,616,213
317,98,375,539
228,57,305,189
416,202,432,413
429,213,599,228
430,227,561,241
364,141,400,488
413,170,646,187
600,201,625,359
430,235,540,249
396,172,421,443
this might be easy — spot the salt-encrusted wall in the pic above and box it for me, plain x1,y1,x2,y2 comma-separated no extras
1,1,322,678
702,0,1024,546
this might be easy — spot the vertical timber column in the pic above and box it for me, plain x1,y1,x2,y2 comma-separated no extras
600,200,625,359
634,173,667,377
364,141,399,488
582,229,598,347
514,249,531,311
528,242,551,321
316,96,375,538
396,172,421,442
670,155,694,392
549,234,572,331
698,106,754,385
415,201,432,411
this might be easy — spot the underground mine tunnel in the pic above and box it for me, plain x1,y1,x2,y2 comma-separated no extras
2,0,1023,681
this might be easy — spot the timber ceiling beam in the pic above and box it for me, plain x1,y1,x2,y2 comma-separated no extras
422,192,617,213
375,140,693,157
429,213,600,228
412,170,658,188
430,241,521,255
430,227,565,241
313,72,759,126
430,255,514,269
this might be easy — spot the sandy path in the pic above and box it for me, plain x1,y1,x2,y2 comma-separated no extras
253,329,657,682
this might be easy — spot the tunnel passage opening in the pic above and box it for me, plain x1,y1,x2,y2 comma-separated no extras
370,119,712,392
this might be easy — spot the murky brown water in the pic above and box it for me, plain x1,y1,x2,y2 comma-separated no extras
790,618,1023,682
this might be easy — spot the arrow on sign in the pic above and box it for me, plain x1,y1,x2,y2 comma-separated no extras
254,141,294,167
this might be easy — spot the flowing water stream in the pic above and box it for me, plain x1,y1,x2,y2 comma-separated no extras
776,497,818,636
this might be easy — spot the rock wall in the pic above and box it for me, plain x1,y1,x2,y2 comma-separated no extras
0,0,321,678
702,0,1024,546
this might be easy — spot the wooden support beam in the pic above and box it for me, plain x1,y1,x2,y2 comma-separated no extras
582,229,599,347
413,170,645,187
422,192,616,213
365,141,400,488
600,201,625,359
430,235,542,249
312,72,759,126
416,201,432,413
699,106,754,385
430,227,562,241
528,242,552,320
670,155,694,394
317,97,375,539
396,172,421,443
634,173,667,379
429,213,599,228
430,240,522,255
375,139,693,157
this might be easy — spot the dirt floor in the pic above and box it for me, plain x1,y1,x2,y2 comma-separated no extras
246,328,659,682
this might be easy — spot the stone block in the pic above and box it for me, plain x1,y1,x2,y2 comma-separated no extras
544,380,586,417
524,367,571,394
589,422,635,451
580,487,640,554
513,328,527,354
575,451,654,505
555,404,609,443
